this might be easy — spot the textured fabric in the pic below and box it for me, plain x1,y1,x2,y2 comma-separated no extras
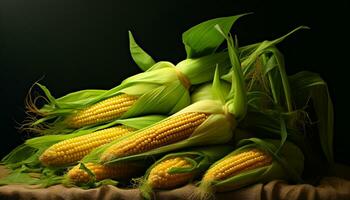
1,167,350,200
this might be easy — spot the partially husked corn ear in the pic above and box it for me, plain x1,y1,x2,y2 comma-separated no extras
67,162,142,184
40,125,135,166
66,94,138,128
195,138,305,200
202,149,272,182
25,51,230,137
194,148,273,200
139,146,233,200
100,112,208,162
148,157,194,189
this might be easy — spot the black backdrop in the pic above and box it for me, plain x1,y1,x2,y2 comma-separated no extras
0,0,349,164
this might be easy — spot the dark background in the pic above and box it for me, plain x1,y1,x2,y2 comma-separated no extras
0,1,348,164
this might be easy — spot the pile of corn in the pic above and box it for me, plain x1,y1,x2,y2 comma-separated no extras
0,14,333,200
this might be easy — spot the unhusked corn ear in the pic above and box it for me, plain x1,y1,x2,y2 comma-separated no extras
67,162,142,184
40,125,135,166
101,112,208,162
203,149,272,182
66,94,138,128
148,157,194,189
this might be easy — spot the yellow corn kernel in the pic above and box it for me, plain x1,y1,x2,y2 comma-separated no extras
67,94,138,128
148,157,194,189
40,125,134,166
203,149,272,182
101,112,208,162
67,162,143,183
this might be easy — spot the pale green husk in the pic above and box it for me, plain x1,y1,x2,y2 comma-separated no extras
190,80,231,103
195,138,304,199
139,145,233,200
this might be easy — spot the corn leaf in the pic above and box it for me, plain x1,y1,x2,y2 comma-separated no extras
79,162,96,181
0,166,63,187
221,26,309,82
241,26,309,72
129,31,156,71
212,66,226,103
182,14,250,58
289,71,334,164
1,145,39,167
215,25,247,120
0,168,42,185
264,47,293,112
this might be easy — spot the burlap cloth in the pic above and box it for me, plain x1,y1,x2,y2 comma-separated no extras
1,166,349,200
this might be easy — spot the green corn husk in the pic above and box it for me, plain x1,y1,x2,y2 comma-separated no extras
0,165,64,187
78,27,247,169
195,138,304,199
0,115,165,187
139,145,233,200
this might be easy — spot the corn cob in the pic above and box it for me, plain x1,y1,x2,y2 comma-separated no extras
202,149,272,183
66,94,138,128
40,125,135,166
100,112,208,162
147,157,194,189
67,162,143,184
